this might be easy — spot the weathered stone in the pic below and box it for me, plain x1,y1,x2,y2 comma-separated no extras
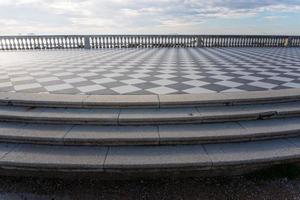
205,139,299,167
83,95,159,108
65,125,159,145
159,122,245,143
1,144,108,169
105,145,211,169
118,107,200,125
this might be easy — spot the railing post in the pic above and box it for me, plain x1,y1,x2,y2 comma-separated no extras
284,37,291,48
288,37,292,47
197,36,202,47
84,36,91,49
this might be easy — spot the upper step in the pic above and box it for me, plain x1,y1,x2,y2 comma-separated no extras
2,89,300,108
0,100,300,125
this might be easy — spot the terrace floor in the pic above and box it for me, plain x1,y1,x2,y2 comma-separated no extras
0,47,300,95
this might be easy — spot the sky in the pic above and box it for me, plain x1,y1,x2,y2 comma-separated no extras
0,0,300,35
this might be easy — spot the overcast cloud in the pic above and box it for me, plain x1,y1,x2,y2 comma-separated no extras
0,0,300,35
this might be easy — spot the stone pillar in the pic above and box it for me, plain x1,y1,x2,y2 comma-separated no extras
197,36,203,47
84,36,91,49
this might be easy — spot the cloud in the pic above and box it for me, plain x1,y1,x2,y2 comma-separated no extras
0,0,299,34
264,15,287,20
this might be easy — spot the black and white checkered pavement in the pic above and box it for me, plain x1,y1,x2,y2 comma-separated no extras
0,48,300,95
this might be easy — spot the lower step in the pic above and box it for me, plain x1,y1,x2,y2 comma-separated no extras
1,117,300,145
0,136,300,178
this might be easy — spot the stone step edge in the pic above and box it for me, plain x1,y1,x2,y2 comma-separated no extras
0,137,300,176
0,123,299,146
1,88,300,108
0,107,297,125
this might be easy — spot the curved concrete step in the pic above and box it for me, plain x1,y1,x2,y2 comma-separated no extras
1,117,300,146
0,101,300,125
1,137,300,177
1,89,300,108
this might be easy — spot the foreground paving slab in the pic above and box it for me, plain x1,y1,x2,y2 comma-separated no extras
1,144,108,170
104,145,211,170
205,139,300,168
0,137,298,177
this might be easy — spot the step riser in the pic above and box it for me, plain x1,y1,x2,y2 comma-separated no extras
0,111,295,125
4,98,300,109
0,129,299,146
2,89,300,109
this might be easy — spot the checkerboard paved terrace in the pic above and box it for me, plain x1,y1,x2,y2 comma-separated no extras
1,47,300,95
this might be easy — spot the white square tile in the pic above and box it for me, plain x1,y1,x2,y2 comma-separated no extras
67,68,86,72
258,71,280,76
158,69,177,74
11,76,33,82
232,71,253,76
183,87,215,94
111,85,141,94
282,82,300,88
183,74,204,79
78,72,99,77
207,70,227,75
46,68,63,72
88,68,106,73
240,75,263,81
8,71,27,76
183,80,209,87
102,73,123,78
269,76,294,82
45,84,73,92
0,82,12,88
134,69,152,73
36,77,59,83
92,78,116,84
121,79,146,85
54,72,74,77
0,75,9,80
64,77,87,84
111,69,128,73
14,83,42,91
151,79,177,86
78,85,105,92
146,86,177,95
211,75,233,81
221,88,245,93
30,71,50,76
155,74,176,79
129,74,150,79
216,81,243,88
285,72,300,77
248,81,277,89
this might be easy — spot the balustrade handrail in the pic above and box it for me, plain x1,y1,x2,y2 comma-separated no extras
0,34,300,50
0,34,299,37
